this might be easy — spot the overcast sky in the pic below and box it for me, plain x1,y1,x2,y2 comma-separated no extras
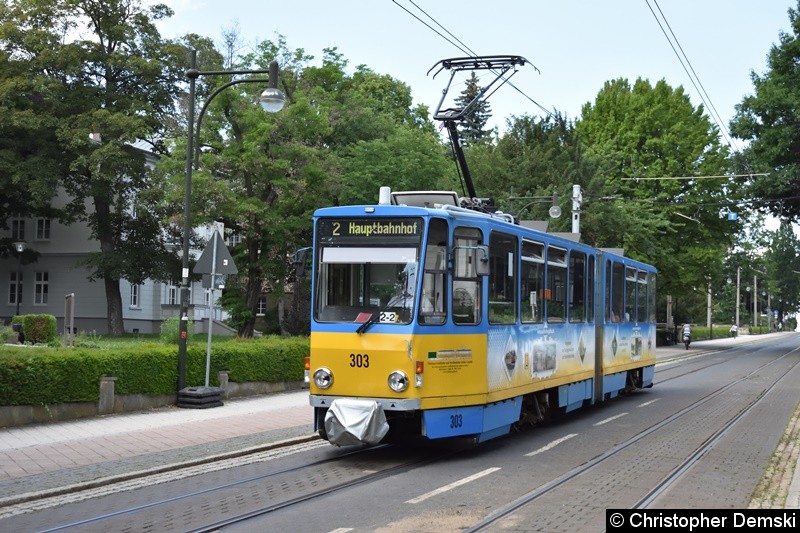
154,0,796,143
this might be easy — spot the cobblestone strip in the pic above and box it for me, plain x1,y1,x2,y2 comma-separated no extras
748,400,800,509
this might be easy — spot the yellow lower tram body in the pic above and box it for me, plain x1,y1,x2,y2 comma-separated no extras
308,324,656,446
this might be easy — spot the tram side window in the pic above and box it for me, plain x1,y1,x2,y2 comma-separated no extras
453,227,482,325
625,267,637,322
546,247,567,323
420,218,448,325
569,250,586,323
636,270,647,324
648,273,657,323
521,240,544,323
613,262,626,322
587,255,595,322
489,232,517,324
607,260,625,323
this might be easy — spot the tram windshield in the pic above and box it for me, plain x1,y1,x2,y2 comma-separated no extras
314,247,420,324
314,217,425,325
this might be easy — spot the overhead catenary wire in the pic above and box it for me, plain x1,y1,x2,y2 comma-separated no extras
392,0,553,118
644,0,740,153
621,173,769,180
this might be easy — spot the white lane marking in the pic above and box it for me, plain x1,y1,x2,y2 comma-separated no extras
593,413,628,426
638,399,659,407
524,433,578,457
405,467,501,504
328,529,354,532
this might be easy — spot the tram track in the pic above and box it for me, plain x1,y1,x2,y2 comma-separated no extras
463,342,800,531
4,435,469,532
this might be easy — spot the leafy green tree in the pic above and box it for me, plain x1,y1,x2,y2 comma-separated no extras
338,125,451,206
729,1,800,221
763,220,800,324
576,78,736,316
466,112,591,227
160,41,448,336
0,0,186,334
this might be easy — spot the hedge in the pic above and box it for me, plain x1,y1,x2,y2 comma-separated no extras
0,336,309,406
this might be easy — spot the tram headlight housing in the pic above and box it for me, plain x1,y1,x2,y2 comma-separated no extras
388,370,409,392
313,367,333,389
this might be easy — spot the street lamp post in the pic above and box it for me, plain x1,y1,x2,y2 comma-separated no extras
177,50,285,393
754,273,758,330
13,241,25,316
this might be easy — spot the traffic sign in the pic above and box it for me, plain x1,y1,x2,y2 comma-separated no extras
194,231,238,275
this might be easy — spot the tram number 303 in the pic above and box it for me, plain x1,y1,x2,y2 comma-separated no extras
450,413,463,429
350,353,369,368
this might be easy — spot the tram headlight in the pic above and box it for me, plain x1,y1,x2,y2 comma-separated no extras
388,370,409,392
313,367,333,389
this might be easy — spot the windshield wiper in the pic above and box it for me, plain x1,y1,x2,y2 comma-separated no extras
356,310,382,334
356,291,411,334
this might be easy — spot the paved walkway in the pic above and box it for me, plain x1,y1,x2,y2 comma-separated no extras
0,332,797,510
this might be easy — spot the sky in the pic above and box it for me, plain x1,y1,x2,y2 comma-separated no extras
153,0,797,141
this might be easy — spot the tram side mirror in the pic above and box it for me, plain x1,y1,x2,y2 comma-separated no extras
453,245,490,277
475,245,489,276
293,247,311,278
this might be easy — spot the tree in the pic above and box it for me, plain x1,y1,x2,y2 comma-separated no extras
0,0,186,334
763,221,800,325
454,72,493,146
729,1,800,222
466,112,591,226
160,40,448,336
576,78,736,315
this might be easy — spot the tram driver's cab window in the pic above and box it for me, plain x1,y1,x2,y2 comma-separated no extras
453,227,482,325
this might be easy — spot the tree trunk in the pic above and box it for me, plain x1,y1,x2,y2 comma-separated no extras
105,276,124,335
240,266,261,338
94,195,125,335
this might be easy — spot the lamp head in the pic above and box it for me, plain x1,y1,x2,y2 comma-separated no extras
13,241,25,253
259,88,285,113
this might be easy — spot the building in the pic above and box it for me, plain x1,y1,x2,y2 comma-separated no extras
2,143,230,336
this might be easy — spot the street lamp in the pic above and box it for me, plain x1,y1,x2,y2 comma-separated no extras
13,241,25,316
726,266,741,329
177,50,285,392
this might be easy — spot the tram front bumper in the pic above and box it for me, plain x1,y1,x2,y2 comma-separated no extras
324,398,390,446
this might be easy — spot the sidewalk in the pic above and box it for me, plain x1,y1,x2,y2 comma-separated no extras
0,390,316,505
0,332,796,509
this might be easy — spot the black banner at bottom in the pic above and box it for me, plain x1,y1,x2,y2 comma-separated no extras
607,509,797,531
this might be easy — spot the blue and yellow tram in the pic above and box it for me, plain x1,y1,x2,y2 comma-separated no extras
306,189,657,446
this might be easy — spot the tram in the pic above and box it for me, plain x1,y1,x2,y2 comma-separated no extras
304,56,657,446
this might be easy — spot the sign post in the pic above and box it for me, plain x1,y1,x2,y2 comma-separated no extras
194,231,238,387
177,231,237,409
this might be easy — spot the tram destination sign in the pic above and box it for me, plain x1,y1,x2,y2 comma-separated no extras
317,217,423,244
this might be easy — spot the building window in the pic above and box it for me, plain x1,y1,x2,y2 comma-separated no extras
36,218,51,240
226,231,242,247
130,284,140,308
167,284,179,305
257,296,267,316
11,219,25,241
8,272,22,305
34,271,48,305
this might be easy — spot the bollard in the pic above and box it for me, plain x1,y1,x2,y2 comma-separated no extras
99,376,117,414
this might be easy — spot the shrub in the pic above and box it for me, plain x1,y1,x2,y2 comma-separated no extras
0,325,14,344
0,335,309,405
160,316,194,343
21,315,58,344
